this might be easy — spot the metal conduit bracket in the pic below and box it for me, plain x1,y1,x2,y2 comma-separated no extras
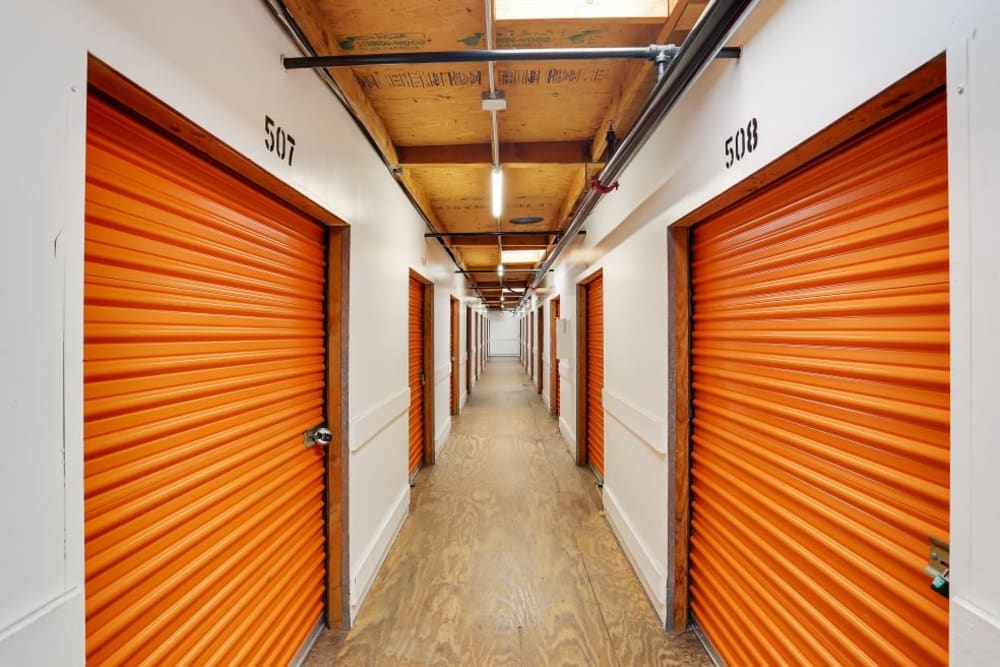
653,45,680,82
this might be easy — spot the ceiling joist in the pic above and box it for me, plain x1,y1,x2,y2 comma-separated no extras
399,141,593,167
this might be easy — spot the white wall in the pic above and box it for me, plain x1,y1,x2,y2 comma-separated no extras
546,0,1000,660
0,0,468,661
488,311,519,356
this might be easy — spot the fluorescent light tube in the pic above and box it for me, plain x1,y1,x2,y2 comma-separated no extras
491,166,503,218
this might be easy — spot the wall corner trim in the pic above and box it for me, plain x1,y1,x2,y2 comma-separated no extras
603,389,668,456
349,387,410,452
604,486,668,623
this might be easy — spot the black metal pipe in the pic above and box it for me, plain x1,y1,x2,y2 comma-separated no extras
425,231,561,238
525,0,752,297
283,46,741,69
456,269,540,274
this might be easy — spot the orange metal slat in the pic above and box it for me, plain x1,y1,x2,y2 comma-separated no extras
691,375,949,464
694,400,948,531
84,397,321,493
693,440,947,628
409,277,425,475
586,276,604,475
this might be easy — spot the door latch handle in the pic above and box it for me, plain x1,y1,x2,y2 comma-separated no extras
303,425,333,448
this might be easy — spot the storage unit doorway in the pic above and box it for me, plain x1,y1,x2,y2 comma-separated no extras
576,271,605,477
84,64,348,664
408,271,434,477
550,297,561,416
673,84,950,665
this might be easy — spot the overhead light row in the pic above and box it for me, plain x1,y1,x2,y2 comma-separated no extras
491,166,503,219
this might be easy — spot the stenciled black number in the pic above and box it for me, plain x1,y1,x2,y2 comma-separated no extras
276,127,286,160
725,117,759,168
264,115,275,152
265,115,296,166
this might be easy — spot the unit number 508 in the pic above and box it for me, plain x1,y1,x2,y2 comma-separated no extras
724,117,758,169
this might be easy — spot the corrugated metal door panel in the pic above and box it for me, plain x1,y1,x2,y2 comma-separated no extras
409,277,424,476
451,299,458,414
552,299,560,416
555,300,561,415
586,276,605,475
84,95,326,666
689,95,948,666
530,312,535,379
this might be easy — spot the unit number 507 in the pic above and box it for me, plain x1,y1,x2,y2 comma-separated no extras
265,115,296,166
724,117,758,169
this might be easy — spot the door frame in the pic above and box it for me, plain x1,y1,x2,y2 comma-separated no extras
575,269,603,467
666,57,947,634
409,269,435,470
550,296,560,416
87,56,352,630
450,296,460,415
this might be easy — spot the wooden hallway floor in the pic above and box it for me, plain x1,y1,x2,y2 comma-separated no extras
304,357,711,666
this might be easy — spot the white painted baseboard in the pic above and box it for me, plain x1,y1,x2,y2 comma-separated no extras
435,416,452,457
350,388,410,452
0,589,84,666
558,416,576,460
603,486,667,624
350,485,410,622
953,597,1000,664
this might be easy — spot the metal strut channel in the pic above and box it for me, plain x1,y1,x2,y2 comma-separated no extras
282,46,742,69
425,231,563,239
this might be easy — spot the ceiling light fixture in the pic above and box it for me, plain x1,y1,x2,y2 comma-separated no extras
491,166,503,218
497,263,504,277
500,249,546,264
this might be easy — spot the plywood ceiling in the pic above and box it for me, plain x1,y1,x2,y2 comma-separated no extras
281,0,708,309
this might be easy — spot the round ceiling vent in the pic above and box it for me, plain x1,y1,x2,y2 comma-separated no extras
509,216,544,225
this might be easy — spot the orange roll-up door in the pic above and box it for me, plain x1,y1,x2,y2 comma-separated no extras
84,95,327,665
689,95,949,666
408,277,425,476
552,298,560,416
586,276,605,476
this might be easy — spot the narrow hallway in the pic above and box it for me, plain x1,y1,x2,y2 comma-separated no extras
305,358,711,666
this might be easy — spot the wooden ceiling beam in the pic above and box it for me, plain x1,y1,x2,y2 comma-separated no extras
588,0,700,162
442,236,554,247
553,164,592,231
398,141,593,167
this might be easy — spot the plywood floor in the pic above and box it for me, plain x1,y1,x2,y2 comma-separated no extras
305,357,711,666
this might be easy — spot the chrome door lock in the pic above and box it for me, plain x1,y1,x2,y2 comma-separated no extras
303,425,333,448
